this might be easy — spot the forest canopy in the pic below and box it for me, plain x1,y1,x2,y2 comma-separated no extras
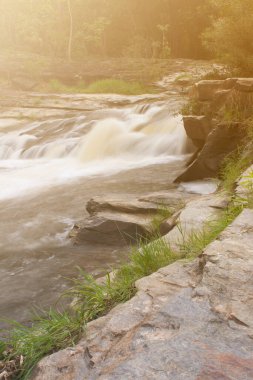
0,0,253,73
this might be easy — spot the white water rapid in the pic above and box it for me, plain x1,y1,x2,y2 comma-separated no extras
0,102,188,201
0,92,193,325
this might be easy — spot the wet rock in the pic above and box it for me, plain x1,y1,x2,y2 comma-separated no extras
70,213,152,246
32,209,253,380
72,193,189,246
86,197,159,216
175,122,245,182
183,115,213,148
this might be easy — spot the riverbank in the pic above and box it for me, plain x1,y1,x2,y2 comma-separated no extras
0,53,218,93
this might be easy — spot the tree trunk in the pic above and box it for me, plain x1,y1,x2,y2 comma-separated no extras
67,0,73,62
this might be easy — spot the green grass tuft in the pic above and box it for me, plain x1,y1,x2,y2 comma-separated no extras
46,78,152,95
178,203,242,258
1,310,84,379
84,79,151,95
68,238,180,321
220,148,252,192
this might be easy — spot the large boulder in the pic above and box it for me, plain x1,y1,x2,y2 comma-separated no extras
183,115,213,148
175,122,245,182
192,80,225,101
191,78,251,102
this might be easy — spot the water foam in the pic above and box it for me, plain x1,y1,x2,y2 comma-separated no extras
0,103,189,200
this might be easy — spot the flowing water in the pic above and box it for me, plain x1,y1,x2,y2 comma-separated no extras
0,88,193,324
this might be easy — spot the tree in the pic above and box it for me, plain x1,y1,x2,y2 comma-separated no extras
67,0,73,61
203,0,253,73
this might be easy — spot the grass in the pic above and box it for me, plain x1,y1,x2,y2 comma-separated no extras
181,98,211,116
46,78,153,95
84,79,152,95
0,310,84,379
69,238,181,321
178,203,242,258
220,147,253,191
219,92,253,123
150,204,174,235
220,118,253,191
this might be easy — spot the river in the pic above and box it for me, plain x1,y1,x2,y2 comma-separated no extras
0,60,213,325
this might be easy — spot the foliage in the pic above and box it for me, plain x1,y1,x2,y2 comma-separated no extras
203,0,253,74
218,93,253,123
0,0,210,60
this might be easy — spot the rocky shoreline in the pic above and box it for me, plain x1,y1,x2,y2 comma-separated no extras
29,79,253,379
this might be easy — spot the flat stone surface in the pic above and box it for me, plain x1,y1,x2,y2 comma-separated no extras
164,193,229,250
32,205,253,380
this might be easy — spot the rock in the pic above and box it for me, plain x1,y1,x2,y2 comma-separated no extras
191,77,253,103
211,89,232,112
70,213,152,246
193,80,225,101
32,209,253,380
235,78,253,93
183,115,213,148
72,193,192,246
164,193,229,251
201,209,253,328
138,189,196,207
86,197,159,216
31,345,91,380
175,122,245,182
